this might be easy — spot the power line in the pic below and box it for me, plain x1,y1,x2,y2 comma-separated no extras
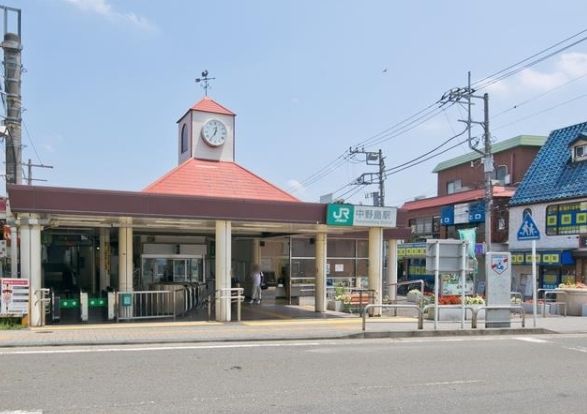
385,137,472,177
22,120,43,165
493,92,587,131
492,71,587,119
473,28,587,90
384,129,468,175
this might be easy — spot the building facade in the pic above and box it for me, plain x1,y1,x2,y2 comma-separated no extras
509,122,587,296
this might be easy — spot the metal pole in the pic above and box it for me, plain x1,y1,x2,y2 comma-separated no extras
483,93,493,252
27,158,31,185
461,241,466,329
434,241,440,330
532,240,537,328
378,149,385,207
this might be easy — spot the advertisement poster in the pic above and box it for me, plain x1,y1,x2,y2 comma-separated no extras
0,278,29,316
440,273,474,295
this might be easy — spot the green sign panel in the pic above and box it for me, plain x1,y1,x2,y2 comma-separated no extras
121,293,132,307
326,204,354,226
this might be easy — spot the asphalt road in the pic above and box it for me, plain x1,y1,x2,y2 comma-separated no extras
0,334,586,413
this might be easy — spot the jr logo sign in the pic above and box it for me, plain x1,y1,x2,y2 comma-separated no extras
327,204,354,226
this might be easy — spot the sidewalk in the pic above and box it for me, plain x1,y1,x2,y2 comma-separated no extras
1,315,586,348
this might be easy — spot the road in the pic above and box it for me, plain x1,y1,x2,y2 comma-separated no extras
0,334,586,413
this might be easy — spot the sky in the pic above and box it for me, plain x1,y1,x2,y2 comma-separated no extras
3,0,587,207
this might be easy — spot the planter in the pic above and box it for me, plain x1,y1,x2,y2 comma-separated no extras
557,288,587,316
425,306,466,321
406,291,423,303
327,300,344,312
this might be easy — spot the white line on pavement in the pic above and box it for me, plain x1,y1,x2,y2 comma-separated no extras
0,342,323,356
565,346,587,353
514,337,550,344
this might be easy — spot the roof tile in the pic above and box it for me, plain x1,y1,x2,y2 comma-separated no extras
510,122,587,206
143,158,299,202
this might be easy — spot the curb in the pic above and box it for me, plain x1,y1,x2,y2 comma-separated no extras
0,327,557,348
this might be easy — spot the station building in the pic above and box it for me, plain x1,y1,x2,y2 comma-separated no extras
8,96,409,326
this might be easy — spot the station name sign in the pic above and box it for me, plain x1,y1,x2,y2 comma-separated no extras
326,204,397,228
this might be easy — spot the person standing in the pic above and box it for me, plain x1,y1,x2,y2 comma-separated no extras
250,264,262,304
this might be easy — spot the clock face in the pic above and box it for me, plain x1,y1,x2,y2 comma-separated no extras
201,119,227,147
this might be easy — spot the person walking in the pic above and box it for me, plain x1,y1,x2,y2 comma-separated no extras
250,264,263,304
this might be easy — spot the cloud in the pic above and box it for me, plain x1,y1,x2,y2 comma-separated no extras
287,179,306,195
487,52,587,97
62,0,157,32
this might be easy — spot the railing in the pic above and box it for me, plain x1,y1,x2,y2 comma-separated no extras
207,288,245,321
537,289,568,317
116,289,183,321
362,304,424,331
470,305,526,329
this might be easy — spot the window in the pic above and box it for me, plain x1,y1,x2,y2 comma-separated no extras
408,216,440,239
447,179,462,194
546,201,587,235
495,165,508,182
181,124,188,153
574,144,587,161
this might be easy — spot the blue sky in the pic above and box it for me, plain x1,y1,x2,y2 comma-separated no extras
4,0,587,206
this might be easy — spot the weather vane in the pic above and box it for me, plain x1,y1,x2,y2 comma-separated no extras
195,69,216,96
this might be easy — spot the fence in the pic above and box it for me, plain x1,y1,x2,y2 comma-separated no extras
116,288,184,321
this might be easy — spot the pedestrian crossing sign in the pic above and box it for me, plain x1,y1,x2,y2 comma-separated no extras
517,213,540,240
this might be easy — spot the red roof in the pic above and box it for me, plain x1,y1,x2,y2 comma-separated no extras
190,96,235,116
143,158,299,202
401,186,515,211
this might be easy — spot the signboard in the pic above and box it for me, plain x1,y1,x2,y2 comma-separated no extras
486,252,512,328
440,202,485,226
326,204,354,226
517,213,540,240
425,239,470,273
121,293,133,307
0,278,29,316
326,204,397,228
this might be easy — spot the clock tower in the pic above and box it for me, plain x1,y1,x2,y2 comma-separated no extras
177,96,236,164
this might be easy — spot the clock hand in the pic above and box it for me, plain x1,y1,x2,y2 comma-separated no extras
211,126,218,138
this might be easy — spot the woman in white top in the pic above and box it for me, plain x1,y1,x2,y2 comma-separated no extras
250,264,263,304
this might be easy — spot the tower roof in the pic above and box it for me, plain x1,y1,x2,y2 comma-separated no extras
177,96,235,123
143,158,299,202
190,96,235,115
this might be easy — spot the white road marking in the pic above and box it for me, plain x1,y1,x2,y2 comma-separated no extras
565,346,587,353
514,337,550,344
358,379,483,391
0,342,322,356
0,411,43,414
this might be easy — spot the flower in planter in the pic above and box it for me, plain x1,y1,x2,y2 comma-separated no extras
438,295,461,305
465,295,485,305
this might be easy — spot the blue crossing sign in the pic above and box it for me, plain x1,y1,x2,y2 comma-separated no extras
517,213,540,241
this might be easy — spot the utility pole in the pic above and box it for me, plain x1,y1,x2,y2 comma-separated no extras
348,147,386,207
1,6,22,187
25,158,53,185
439,72,493,251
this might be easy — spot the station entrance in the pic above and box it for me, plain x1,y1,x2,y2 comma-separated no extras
37,225,382,325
